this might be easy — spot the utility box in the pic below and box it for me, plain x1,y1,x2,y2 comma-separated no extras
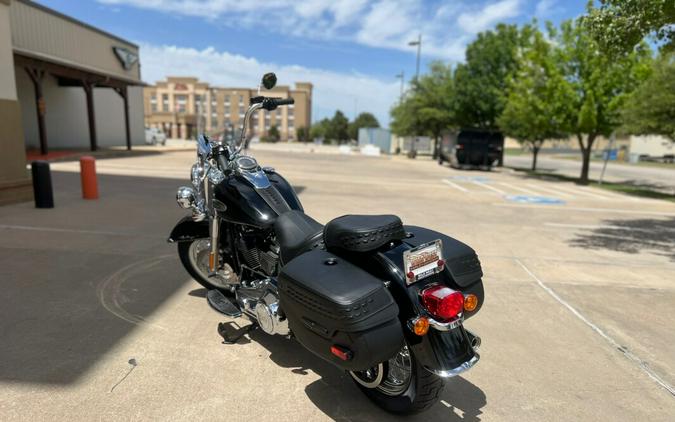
358,128,392,154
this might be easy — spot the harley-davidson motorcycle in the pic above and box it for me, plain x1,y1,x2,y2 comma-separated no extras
168,73,484,414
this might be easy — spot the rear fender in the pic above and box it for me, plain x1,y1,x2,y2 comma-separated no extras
167,216,209,243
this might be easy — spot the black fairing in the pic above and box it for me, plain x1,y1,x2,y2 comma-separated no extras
214,170,303,228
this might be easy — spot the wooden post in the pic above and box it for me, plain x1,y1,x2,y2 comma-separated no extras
114,86,132,151
82,80,98,151
25,68,48,155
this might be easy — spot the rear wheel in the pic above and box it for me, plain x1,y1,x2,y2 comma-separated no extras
177,239,236,291
350,344,444,414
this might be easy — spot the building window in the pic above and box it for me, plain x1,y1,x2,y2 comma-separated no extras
150,94,157,112
176,95,187,113
194,94,203,114
224,95,230,106
162,94,169,112
238,95,243,105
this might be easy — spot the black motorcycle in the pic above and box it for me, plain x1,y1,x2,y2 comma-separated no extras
169,73,484,414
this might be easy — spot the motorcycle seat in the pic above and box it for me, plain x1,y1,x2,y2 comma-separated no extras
324,214,406,253
274,210,324,264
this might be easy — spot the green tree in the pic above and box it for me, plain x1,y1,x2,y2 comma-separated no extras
348,112,380,141
296,126,310,143
586,0,675,55
390,62,456,157
262,125,280,143
454,24,532,130
621,54,675,140
309,118,330,141
328,110,350,143
553,19,651,184
498,27,570,171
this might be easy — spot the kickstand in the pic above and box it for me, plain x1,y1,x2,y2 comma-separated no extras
218,321,257,344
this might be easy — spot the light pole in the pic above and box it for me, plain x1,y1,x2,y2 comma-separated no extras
408,34,421,82
395,71,404,102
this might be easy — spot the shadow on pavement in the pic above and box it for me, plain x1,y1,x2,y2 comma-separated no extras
568,217,675,261
247,329,486,421
0,171,189,385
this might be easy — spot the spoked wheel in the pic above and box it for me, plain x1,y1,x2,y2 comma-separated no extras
177,239,236,291
350,344,444,414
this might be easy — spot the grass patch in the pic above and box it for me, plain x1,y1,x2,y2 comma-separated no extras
504,148,527,156
508,166,675,202
557,154,675,169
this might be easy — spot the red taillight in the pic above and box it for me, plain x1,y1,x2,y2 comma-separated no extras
330,345,352,361
420,285,463,321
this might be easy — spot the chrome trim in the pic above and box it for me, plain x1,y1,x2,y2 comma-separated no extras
466,330,481,351
350,363,384,389
239,169,271,189
424,353,480,378
176,186,195,209
234,102,264,156
407,315,464,333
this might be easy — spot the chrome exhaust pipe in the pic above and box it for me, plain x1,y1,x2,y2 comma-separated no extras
466,330,481,351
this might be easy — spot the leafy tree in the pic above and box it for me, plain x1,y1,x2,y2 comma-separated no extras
309,118,330,141
621,54,675,140
553,19,651,184
390,62,455,157
586,0,675,55
454,24,532,130
348,112,380,141
327,110,350,143
262,124,280,143
296,126,310,143
498,27,570,170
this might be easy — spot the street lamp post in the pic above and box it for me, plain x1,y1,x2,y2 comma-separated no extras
408,34,422,82
395,71,404,102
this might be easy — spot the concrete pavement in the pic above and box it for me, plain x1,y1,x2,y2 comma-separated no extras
1,147,674,421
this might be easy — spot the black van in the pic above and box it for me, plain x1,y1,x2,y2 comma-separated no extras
438,129,504,169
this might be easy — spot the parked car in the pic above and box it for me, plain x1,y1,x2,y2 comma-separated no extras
145,127,167,145
439,129,504,169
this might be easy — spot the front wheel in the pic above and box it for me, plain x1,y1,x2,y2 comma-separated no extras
177,239,236,291
350,344,444,414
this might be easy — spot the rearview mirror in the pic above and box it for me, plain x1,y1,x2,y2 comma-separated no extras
262,72,277,90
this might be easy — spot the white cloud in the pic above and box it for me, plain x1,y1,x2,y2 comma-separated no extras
99,0,524,61
457,0,522,34
139,43,399,125
535,0,564,19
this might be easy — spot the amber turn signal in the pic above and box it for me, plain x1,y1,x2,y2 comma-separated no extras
412,316,430,336
464,294,478,312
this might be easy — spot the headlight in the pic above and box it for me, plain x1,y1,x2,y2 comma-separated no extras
176,186,195,209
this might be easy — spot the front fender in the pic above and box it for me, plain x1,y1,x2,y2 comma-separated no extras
167,216,209,243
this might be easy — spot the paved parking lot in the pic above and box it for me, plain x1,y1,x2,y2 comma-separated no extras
1,146,674,421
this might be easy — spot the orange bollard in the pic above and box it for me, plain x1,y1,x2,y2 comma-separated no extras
80,156,99,199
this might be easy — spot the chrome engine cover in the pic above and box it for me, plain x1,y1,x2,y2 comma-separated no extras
237,282,289,336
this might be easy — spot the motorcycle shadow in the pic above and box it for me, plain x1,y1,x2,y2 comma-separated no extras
246,327,487,421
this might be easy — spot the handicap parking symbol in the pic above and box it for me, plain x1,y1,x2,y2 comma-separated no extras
505,195,565,205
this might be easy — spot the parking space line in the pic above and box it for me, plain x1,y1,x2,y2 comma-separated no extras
499,182,539,195
0,224,164,239
493,203,675,216
442,179,469,192
473,180,506,194
552,184,612,200
515,259,675,397
578,186,640,202
544,222,675,233
526,183,575,199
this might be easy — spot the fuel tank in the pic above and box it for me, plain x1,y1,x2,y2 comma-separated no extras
214,170,303,228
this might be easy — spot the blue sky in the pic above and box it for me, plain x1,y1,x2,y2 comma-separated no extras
36,0,587,125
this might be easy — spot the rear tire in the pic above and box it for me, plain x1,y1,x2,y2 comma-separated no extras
351,345,444,414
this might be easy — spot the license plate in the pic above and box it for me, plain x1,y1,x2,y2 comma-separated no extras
403,240,443,285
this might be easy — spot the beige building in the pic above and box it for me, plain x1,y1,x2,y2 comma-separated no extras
143,77,312,141
0,0,144,204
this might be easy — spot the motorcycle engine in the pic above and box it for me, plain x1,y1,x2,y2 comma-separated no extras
236,279,289,336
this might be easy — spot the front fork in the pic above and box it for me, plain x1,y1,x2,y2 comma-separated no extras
203,166,220,275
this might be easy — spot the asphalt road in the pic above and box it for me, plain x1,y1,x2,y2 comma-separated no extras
505,154,675,194
1,146,674,421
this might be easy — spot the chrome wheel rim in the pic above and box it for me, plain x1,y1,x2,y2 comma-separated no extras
188,239,228,289
349,345,413,396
